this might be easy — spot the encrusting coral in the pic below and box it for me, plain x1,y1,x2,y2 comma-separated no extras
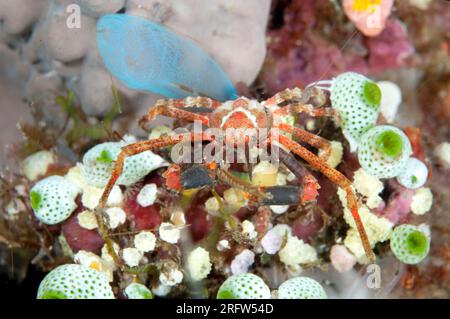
15,70,433,299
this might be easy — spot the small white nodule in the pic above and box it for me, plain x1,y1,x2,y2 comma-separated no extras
137,183,158,207
377,81,402,124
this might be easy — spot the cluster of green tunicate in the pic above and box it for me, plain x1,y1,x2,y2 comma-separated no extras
317,72,428,188
216,273,327,299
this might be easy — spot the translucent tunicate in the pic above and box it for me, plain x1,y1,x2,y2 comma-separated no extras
97,14,238,101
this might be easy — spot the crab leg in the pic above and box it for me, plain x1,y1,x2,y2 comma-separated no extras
273,103,338,118
95,133,213,265
265,87,338,118
164,96,222,109
264,87,306,107
271,132,375,263
290,103,338,117
139,97,221,129
272,144,320,204
276,123,332,161
98,133,213,208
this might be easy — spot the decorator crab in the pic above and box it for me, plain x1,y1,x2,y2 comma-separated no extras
95,82,376,263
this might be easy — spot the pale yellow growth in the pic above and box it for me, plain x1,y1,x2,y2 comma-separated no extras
77,210,98,230
352,168,383,209
186,247,211,281
338,188,392,264
74,250,114,282
22,151,56,181
65,163,123,209
252,161,278,186
279,236,318,267
411,187,433,215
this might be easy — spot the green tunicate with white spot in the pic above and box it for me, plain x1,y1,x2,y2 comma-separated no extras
330,72,381,150
217,273,271,299
390,225,430,265
278,277,327,299
396,157,428,189
124,283,153,299
82,141,167,188
30,176,80,225
358,125,412,178
37,264,114,299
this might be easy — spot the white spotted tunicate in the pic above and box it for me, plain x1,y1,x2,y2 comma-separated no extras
329,72,381,150
396,157,428,189
37,264,114,299
278,277,327,299
82,141,167,187
30,176,80,225
390,224,430,265
358,125,412,178
217,273,271,299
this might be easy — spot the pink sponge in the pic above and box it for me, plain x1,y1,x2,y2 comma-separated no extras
367,19,414,73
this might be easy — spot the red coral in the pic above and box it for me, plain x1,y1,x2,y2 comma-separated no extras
61,210,104,254
123,171,164,231
163,164,182,191
185,205,211,242
301,174,320,203
263,0,369,94
316,174,337,213
291,209,324,243
124,196,162,231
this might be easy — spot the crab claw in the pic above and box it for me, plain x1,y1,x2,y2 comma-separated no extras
261,185,300,205
163,164,182,191
301,174,320,204
180,165,213,189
